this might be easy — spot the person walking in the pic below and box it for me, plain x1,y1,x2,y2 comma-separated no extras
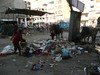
50,30,55,40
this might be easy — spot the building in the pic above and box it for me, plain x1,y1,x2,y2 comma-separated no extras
0,0,70,24
0,0,26,21
95,0,100,21
53,0,70,22
81,0,100,27
30,0,70,24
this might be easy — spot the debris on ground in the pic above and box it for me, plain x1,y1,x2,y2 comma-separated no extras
0,45,14,54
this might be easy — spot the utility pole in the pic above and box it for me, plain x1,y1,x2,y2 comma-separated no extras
67,0,84,42
68,10,82,42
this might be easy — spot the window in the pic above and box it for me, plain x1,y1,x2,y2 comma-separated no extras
27,6,31,9
37,18,39,20
28,2,30,5
85,14,88,17
42,8,44,11
58,5,62,9
55,11,57,14
90,5,94,8
58,10,62,14
58,0,62,4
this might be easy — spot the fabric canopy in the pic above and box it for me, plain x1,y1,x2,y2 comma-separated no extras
5,8,53,16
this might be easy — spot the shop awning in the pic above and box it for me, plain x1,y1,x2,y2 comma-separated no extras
5,8,53,16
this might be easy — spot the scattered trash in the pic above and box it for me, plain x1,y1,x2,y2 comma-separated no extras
1,45,14,54
25,64,29,68
91,63,97,66
49,63,54,67
76,46,84,54
31,63,43,71
0,38,99,75
97,65,100,72
78,60,80,63
61,46,72,59
0,63,3,66
27,61,33,64
84,51,88,53
12,59,16,62
51,50,55,55
23,47,33,57
0,54,7,57
31,60,45,71
55,54,62,62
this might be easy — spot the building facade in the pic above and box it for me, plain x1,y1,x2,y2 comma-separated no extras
30,0,70,24
81,0,100,27
0,0,70,24
0,0,26,21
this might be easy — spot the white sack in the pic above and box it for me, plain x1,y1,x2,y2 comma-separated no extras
1,45,14,54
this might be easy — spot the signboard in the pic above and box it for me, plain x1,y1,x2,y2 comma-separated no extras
77,1,85,12
71,0,84,12
72,0,78,8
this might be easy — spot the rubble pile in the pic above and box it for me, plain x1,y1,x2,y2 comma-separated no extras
0,39,100,74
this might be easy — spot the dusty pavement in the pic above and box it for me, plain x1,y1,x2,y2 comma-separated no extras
0,32,100,75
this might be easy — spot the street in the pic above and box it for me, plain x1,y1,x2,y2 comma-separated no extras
0,31,99,75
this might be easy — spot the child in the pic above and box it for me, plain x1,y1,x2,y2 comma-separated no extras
11,29,23,55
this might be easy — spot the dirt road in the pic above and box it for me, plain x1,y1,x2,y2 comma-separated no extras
0,32,99,75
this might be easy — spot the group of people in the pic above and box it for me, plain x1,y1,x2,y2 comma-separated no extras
50,24,63,40
10,23,64,55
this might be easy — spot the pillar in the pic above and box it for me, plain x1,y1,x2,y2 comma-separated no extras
68,10,82,42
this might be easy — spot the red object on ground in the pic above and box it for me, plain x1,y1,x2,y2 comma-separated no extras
0,54,7,57
41,52,51,56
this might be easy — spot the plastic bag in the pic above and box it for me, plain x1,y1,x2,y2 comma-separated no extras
55,54,62,62
98,65,100,72
1,45,14,54
61,48,71,56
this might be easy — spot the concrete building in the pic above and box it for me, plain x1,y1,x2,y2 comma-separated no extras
95,0,100,21
0,0,70,24
0,0,26,21
80,0,100,27
30,0,70,24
